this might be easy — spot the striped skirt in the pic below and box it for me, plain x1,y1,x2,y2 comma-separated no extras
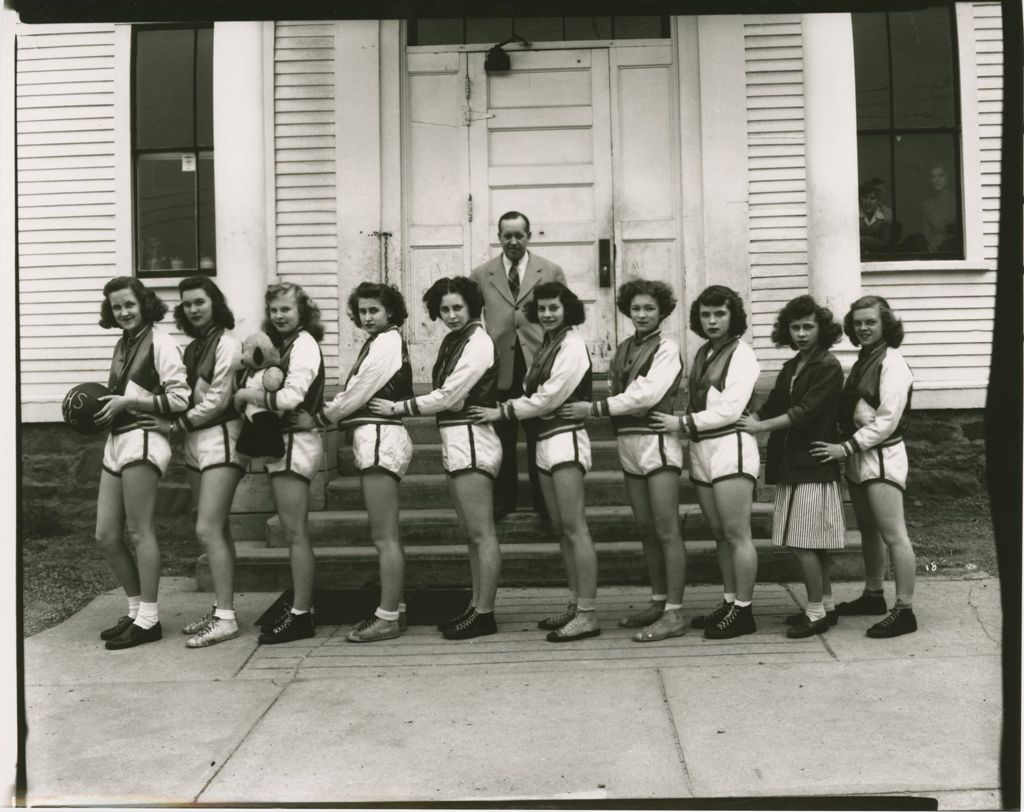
771,481,847,550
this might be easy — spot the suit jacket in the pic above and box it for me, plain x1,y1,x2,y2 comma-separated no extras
470,251,566,391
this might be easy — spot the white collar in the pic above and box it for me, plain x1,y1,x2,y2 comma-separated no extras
502,250,530,275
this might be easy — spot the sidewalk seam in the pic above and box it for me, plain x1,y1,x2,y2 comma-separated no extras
781,582,839,660
192,681,288,804
966,583,1000,647
656,667,696,798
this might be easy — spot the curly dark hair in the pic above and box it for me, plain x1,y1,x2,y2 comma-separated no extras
688,285,748,338
173,275,236,338
423,276,484,321
843,294,905,348
346,281,409,329
262,281,325,344
616,278,677,320
98,276,167,329
524,281,586,327
770,295,843,350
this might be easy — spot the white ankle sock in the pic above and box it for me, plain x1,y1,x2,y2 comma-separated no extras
651,594,667,603
375,607,400,622
734,599,752,608
664,602,683,611
398,602,407,613
576,599,596,612
805,601,826,622
134,601,158,629
127,595,141,619
823,595,836,612
214,608,236,622
723,592,736,604
290,607,310,616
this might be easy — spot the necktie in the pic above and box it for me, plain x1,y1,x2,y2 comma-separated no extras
508,262,520,299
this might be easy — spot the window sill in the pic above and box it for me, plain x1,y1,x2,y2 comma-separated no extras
861,259,996,273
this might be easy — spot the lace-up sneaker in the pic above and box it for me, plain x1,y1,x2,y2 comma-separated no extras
690,600,733,629
786,610,838,627
437,606,473,632
346,617,401,643
260,604,316,635
537,603,577,630
703,604,756,640
182,606,216,635
619,601,666,629
186,616,240,648
835,592,887,616
443,611,497,640
258,611,315,644
633,608,687,642
866,602,917,638
354,610,408,634
546,611,601,642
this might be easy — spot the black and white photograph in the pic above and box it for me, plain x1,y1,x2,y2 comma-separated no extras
4,0,1019,807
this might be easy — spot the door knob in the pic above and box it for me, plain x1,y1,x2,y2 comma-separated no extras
598,239,613,288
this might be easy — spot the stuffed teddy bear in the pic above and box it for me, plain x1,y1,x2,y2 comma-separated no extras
235,332,286,458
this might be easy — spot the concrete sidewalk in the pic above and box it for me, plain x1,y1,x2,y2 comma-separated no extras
23,577,1003,807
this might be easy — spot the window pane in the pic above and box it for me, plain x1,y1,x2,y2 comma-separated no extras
612,16,665,39
514,17,564,42
198,152,216,271
891,8,956,128
853,13,891,130
858,135,895,258
465,18,513,44
412,19,464,46
564,17,612,40
893,133,961,256
137,153,198,271
135,29,195,149
196,27,213,147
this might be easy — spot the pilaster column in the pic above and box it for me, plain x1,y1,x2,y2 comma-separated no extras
802,13,861,360
213,21,270,336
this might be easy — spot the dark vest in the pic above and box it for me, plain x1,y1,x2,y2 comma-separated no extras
839,343,912,442
432,321,497,427
182,326,238,429
341,326,414,427
687,337,752,440
522,327,592,440
608,331,681,435
277,330,326,433
107,324,162,433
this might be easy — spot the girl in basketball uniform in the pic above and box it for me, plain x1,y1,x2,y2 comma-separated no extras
470,281,600,643
308,282,414,643
558,279,687,642
810,295,917,638
235,282,326,645
369,276,502,640
140,276,245,648
652,285,761,640
738,295,846,639
92,276,190,650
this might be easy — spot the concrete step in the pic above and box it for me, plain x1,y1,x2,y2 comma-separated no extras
266,503,784,548
326,469,706,511
337,439,631,477
200,532,866,592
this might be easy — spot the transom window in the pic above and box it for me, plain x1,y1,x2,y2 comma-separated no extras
853,6,962,260
132,25,215,276
408,16,669,46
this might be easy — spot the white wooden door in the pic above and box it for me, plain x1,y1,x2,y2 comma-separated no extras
402,43,681,378
467,48,617,372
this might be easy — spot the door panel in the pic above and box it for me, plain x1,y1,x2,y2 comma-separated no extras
469,48,616,372
404,52,471,377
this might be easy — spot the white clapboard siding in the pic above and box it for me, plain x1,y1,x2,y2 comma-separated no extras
15,25,126,411
273,21,340,376
973,2,1002,261
744,15,808,377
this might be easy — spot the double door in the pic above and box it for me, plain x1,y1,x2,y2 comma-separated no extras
403,43,681,378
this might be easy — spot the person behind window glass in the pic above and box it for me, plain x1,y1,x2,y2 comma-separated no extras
921,163,958,254
859,181,892,256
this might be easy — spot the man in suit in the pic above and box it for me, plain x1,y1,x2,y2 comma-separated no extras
470,210,566,519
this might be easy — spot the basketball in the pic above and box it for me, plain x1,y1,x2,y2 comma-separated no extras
62,382,112,435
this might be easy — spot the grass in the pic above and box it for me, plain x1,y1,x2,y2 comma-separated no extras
20,491,999,638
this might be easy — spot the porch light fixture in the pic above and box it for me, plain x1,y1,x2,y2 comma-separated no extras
484,34,532,73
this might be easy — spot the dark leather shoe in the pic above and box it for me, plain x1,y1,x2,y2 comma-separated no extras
105,621,163,650
786,610,838,627
786,615,830,639
99,615,135,641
